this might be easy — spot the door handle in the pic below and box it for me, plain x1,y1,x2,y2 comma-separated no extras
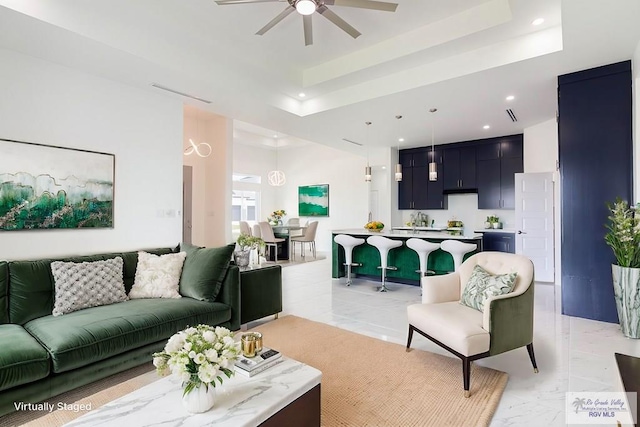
517,230,527,234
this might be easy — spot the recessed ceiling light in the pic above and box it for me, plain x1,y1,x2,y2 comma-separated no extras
483,125,490,130
506,95,515,101
298,92,306,98
273,134,278,138
398,138,405,142
532,18,544,26
382,166,387,170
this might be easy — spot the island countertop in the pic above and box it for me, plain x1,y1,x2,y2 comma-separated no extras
332,229,483,240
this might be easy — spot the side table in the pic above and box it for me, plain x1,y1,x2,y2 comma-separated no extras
239,264,282,326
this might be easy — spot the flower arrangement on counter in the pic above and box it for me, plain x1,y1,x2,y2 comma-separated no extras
152,325,241,396
268,209,286,225
365,221,384,232
605,198,640,268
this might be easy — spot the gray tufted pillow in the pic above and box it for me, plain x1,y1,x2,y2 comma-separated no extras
51,257,128,316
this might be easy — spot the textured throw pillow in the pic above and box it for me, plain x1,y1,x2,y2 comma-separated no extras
51,257,128,316
179,243,235,301
129,251,187,299
460,265,518,311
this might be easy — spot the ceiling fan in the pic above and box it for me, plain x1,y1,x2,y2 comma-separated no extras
214,0,399,46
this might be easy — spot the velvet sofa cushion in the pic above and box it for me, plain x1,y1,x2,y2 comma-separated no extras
179,243,235,302
0,261,8,324
24,298,231,374
8,248,174,325
0,324,50,392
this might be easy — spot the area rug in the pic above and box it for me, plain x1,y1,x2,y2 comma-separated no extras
1,315,507,427
250,315,508,427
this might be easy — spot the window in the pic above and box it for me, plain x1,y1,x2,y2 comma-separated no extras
232,190,260,238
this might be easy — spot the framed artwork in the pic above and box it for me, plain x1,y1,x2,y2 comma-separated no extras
298,184,329,217
0,138,115,231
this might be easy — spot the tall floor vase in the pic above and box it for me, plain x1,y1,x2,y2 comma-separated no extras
611,264,640,338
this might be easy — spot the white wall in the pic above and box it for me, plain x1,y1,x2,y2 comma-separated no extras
232,143,277,221
0,47,183,260
183,110,233,247
277,144,369,252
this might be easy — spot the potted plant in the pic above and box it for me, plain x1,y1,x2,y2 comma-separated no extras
604,198,640,338
489,215,501,229
236,234,265,267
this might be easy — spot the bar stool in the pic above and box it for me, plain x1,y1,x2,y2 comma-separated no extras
406,238,440,278
440,240,477,272
367,235,403,292
334,234,365,286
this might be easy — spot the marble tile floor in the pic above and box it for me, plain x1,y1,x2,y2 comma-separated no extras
262,253,640,427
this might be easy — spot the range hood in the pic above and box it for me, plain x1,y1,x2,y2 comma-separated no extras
443,188,478,195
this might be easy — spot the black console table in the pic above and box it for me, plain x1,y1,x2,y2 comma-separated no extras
239,264,282,326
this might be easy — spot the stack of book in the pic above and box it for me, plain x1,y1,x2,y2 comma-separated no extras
234,347,283,377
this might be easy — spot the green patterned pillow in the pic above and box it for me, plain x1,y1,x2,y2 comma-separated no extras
460,265,518,311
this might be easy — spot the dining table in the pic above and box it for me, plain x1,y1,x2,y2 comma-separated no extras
271,225,307,261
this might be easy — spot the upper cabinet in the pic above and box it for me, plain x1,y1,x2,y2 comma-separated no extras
443,146,477,192
398,148,446,210
476,135,523,209
398,134,522,211
398,149,429,210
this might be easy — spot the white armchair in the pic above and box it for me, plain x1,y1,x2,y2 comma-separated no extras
406,251,537,397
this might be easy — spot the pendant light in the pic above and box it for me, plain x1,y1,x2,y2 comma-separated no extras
268,135,286,186
184,109,212,158
394,115,403,182
365,121,372,182
429,108,438,181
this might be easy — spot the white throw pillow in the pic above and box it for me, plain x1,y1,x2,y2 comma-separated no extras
129,251,187,299
51,257,128,316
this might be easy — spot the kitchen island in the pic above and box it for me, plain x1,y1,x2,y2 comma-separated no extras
331,229,483,287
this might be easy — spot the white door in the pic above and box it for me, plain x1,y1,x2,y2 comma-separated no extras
515,172,555,282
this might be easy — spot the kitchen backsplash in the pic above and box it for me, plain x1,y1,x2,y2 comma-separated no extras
400,194,515,233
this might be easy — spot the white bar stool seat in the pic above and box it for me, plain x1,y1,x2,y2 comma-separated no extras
334,234,365,286
440,240,478,272
406,238,440,278
366,235,403,292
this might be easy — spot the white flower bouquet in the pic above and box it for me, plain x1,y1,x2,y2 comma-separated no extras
153,324,241,396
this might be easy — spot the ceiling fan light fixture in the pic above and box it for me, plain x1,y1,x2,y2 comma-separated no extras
295,0,317,15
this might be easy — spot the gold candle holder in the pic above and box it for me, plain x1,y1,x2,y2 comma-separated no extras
241,333,257,358
251,332,263,353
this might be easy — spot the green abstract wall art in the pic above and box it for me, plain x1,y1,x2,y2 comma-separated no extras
0,139,114,231
298,184,329,217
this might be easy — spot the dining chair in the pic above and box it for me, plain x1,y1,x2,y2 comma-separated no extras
252,224,261,238
291,221,318,259
287,217,303,237
259,222,286,263
239,221,252,236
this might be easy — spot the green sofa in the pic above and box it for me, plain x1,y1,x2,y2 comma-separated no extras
0,247,240,416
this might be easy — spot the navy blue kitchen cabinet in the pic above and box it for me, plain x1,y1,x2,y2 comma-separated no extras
477,136,523,209
559,60,633,323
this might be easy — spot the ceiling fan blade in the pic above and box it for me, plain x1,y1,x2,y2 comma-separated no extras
317,5,361,39
256,6,295,35
216,0,282,5
303,15,313,46
324,0,398,12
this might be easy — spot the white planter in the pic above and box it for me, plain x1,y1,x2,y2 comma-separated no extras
611,264,640,339
182,383,216,413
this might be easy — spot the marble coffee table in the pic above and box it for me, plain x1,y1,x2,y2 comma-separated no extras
64,358,321,427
